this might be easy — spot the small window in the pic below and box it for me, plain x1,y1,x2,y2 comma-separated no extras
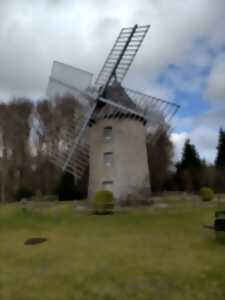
102,180,113,191
104,152,113,167
104,126,112,142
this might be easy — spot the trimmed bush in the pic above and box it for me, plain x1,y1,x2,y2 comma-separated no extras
199,187,214,202
91,190,115,214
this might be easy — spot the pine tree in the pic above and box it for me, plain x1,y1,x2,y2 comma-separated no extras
180,139,202,169
214,128,225,193
215,128,225,169
176,139,202,192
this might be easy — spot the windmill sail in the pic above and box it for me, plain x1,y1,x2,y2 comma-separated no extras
47,61,93,103
95,25,150,92
124,87,179,142
49,100,97,179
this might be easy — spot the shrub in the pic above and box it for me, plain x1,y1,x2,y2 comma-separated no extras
91,190,115,214
199,187,214,202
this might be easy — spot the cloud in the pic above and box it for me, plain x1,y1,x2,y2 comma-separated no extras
171,132,188,161
172,103,225,163
194,107,225,130
0,0,225,100
0,0,225,162
190,126,218,162
205,53,225,102
171,126,218,163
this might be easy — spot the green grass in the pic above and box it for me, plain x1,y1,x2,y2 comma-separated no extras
0,200,225,300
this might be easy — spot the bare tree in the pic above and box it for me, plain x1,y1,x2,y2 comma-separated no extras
0,99,34,201
147,129,174,192
0,95,88,201
0,103,8,202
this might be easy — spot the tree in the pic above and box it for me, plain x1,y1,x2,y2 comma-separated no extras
215,128,225,169
32,95,88,198
0,95,90,202
179,139,202,169
0,99,33,201
147,129,174,192
0,103,8,202
214,128,225,193
175,139,203,192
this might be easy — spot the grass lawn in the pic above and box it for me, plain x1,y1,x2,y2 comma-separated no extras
0,200,225,300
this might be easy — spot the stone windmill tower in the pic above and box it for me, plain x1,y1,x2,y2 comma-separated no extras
46,24,179,203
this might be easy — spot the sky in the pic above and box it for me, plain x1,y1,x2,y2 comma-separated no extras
0,0,225,163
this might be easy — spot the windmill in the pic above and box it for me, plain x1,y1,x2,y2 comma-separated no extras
46,24,179,202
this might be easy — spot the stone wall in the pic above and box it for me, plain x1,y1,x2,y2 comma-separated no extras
88,118,151,203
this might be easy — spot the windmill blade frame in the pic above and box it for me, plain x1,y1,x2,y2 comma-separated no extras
62,101,97,173
47,61,94,105
48,99,97,180
125,87,179,121
95,24,150,93
124,87,180,136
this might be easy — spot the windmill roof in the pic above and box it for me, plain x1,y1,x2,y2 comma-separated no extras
103,81,140,112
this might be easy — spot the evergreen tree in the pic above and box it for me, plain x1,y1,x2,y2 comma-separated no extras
179,139,202,169
215,128,225,169
175,138,203,192
214,128,225,193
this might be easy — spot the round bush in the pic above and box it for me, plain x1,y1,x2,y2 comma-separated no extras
199,187,214,202
91,190,115,214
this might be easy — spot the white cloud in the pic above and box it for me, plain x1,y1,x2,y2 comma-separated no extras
171,125,219,163
171,132,188,160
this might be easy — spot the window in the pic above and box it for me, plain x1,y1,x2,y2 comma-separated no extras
104,126,112,142
102,180,113,191
104,152,113,167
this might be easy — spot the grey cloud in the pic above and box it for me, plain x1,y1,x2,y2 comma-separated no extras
0,0,225,103
1,0,225,163
194,107,225,129
205,53,225,102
